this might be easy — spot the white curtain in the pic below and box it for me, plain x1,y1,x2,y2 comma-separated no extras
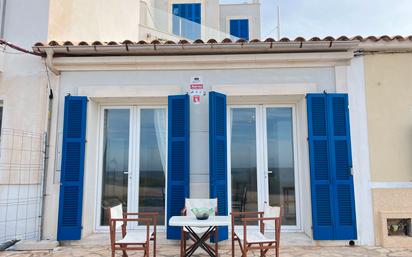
154,109,167,175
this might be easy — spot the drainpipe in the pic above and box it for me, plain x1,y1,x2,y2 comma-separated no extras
40,49,58,240
45,48,60,75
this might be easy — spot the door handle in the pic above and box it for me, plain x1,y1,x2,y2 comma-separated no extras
267,170,273,174
123,171,129,175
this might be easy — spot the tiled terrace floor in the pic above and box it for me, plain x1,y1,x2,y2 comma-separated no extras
3,244,412,257
2,233,412,257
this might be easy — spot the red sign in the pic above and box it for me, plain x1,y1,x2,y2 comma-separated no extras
190,84,204,90
193,95,201,104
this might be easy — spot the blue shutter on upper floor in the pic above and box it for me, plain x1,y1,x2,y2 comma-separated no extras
307,93,357,240
57,96,87,241
172,3,201,40
167,95,190,240
209,92,228,242
230,19,249,41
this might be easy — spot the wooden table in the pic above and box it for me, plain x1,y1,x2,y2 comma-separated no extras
169,216,230,257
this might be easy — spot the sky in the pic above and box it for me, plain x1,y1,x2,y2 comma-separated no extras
220,0,412,39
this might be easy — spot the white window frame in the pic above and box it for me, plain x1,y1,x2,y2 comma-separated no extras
227,104,302,232
168,0,205,39
225,16,252,40
94,105,168,232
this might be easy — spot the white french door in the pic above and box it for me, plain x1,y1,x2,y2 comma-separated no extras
228,105,300,231
96,106,167,231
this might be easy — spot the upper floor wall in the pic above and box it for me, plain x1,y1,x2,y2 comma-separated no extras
48,0,140,42
49,0,261,42
141,0,260,41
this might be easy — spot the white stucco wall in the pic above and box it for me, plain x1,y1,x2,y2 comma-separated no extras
42,63,337,240
40,50,373,246
0,0,51,242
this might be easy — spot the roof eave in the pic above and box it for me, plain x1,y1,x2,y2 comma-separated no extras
32,41,360,57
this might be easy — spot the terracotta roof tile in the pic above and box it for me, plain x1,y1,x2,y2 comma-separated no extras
178,39,190,44
207,39,218,44
92,41,103,46
33,36,412,51
221,38,232,43
309,37,322,41
63,41,74,46
48,40,59,46
279,37,291,42
122,40,134,45
294,37,306,42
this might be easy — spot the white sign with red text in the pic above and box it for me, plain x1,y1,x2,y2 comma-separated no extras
188,76,205,104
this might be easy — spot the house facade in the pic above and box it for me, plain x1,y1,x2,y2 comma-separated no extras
1,0,411,248
33,38,374,245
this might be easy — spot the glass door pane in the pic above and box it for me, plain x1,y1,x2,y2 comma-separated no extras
266,108,296,225
138,109,167,225
230,108,258,225
100,109,130,225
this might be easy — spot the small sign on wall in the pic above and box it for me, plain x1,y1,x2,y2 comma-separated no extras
188,76,206,104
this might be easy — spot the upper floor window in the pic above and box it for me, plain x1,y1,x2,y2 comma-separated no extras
172,3,201,40
230,19,249,41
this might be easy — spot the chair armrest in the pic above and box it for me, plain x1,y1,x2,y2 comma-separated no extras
124,212,159,216
110,218,152,223
241,217,281,222
231,211,264,217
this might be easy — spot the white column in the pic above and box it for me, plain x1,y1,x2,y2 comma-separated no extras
347,56,375,245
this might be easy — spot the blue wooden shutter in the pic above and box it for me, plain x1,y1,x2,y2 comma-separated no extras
209,92,228,241
230,19,249,40
307,94,334,240
172,3,201,40
307,93,357,240
167,95,190,240
327,94,357,240
57,96,87,240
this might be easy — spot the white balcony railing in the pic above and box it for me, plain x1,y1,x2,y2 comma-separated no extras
140,1,239,42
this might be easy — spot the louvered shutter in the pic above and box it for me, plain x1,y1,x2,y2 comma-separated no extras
57,96,87,240
239,19,249,40
230,20,239,39
328,94,357,240
230,19,249,40
209,92,228,241
167,95,190,240
307,94,334,240
307,93,357,240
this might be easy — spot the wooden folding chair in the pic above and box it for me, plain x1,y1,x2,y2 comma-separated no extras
180,198,218,256
109,204,158,257
231,205,282,257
